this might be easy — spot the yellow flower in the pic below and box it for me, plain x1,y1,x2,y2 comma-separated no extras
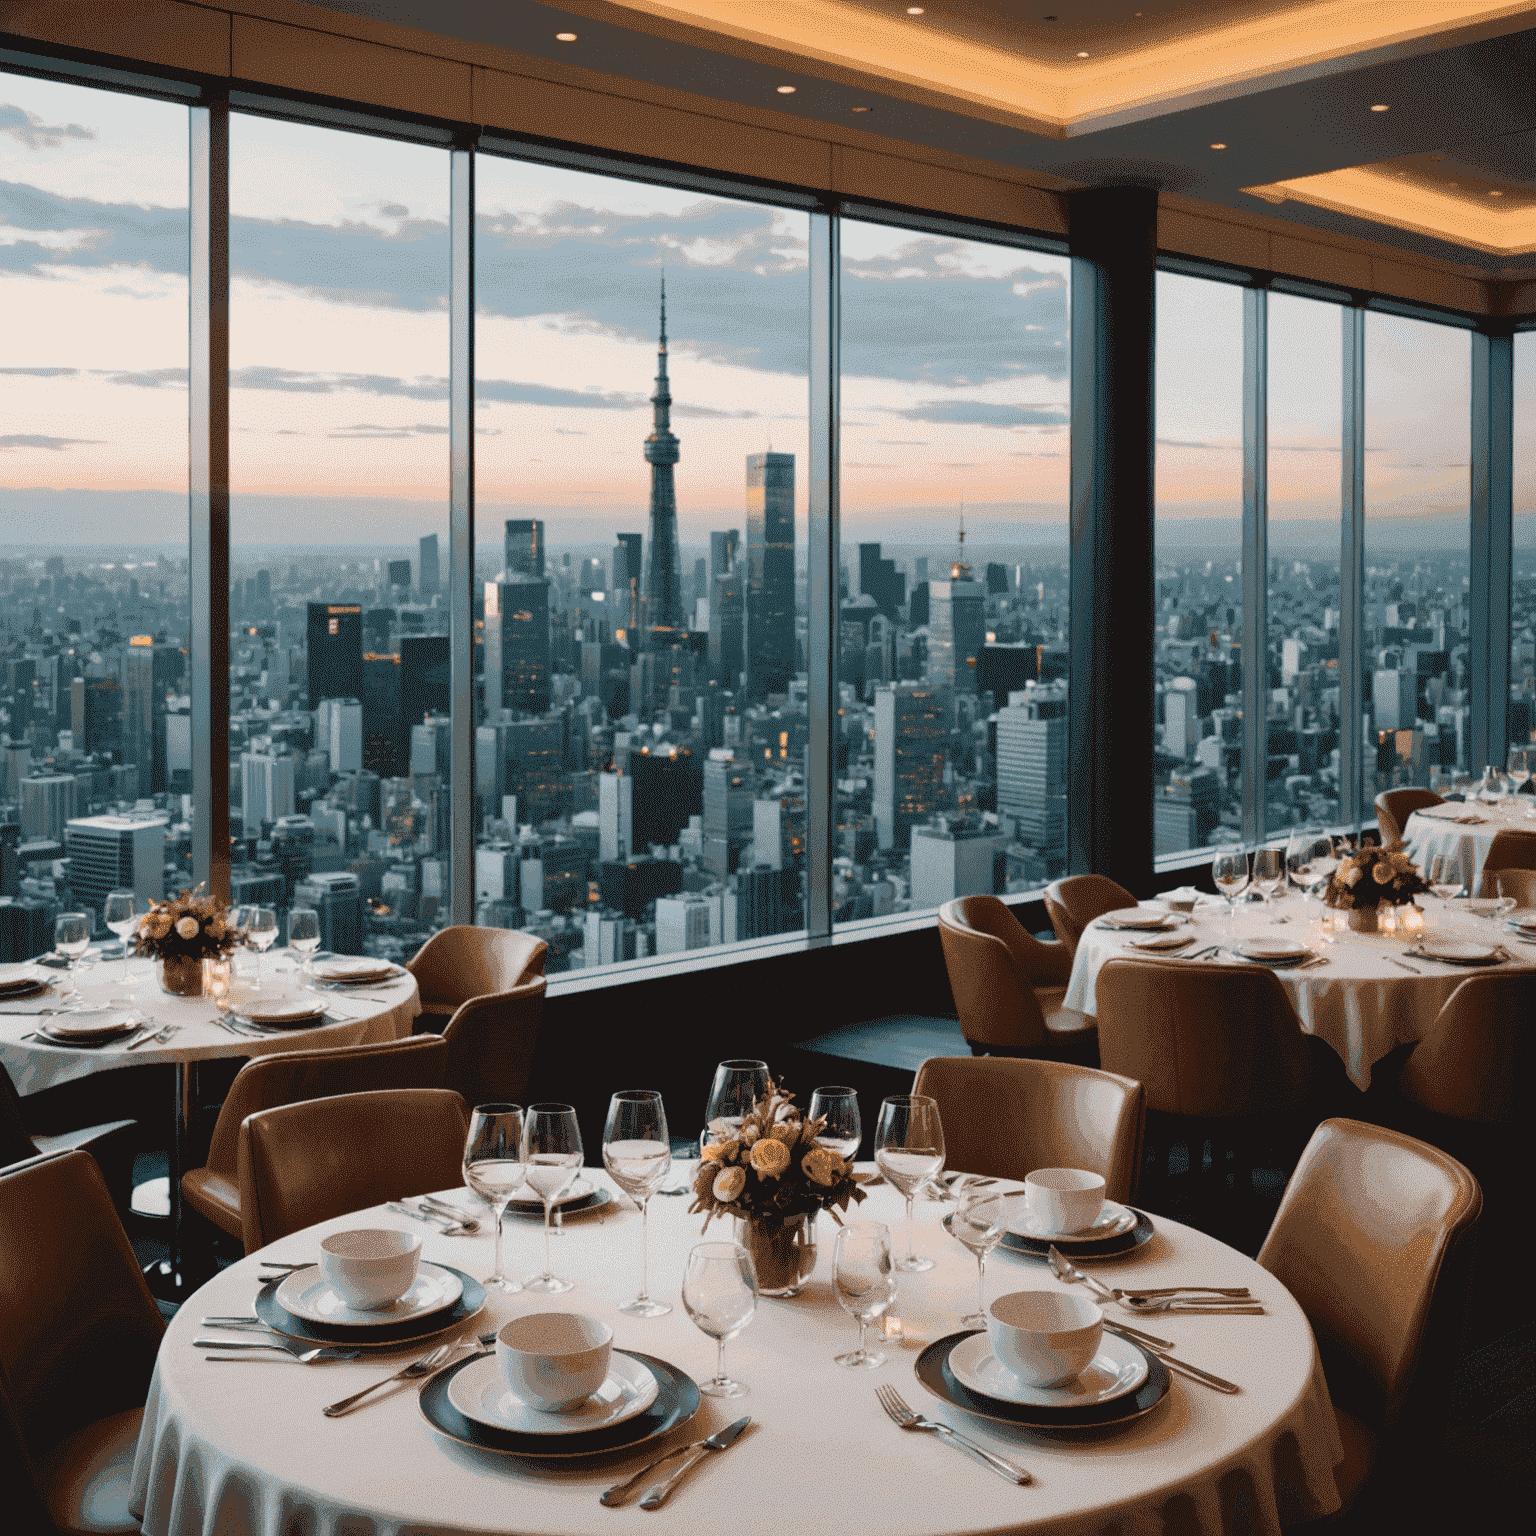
175,915,201,939
701,1140,739,1165
740,1125,761,1146
1372,861,1393,885
802,1148,841,1186
713,1167,746,1202
767,1124,797,1146
749,1139,791,1179
1343,865,1363,888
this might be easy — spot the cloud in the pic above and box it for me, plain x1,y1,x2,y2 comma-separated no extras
554,428,587,435
891,402,1069,428
379,203,409,218
1157,438,1240,450
0,433,104,450
875,438,928,445
99,367,187,389
0,105,95,150
0,365,78,377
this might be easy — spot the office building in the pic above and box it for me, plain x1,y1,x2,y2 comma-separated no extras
484,575,551,717
63,814,167,914
708,570,745,688
642,282,687,649
410,716,452,782
399,636,450,734
315,698,362,774
599,771,633,862
71,675,122,758
306,603,363,709
241,751,296,835
710,529,739,581
386,559,411,589
504,519,545,581
613,532,643,643
599,855,684,921
1155,767,1222,856
293,871,365,954
873,683,950,851
20,775,79,844
928,576,986,694
745,451,795,697
702,753,753,877
655,893,711,955
995,688,1068,876
734,864,801,941
418,533,440,597
909,819,1008,909
361,653,406,778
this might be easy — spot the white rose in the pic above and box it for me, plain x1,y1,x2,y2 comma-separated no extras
175,916,200,939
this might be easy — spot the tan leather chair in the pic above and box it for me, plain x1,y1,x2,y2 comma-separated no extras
1,1062,138,1214
1374,787,1443,844
182,1034,447,1241
1043,874,1137,959
1395,969,1536,1123
407,925,547,1032
936,897,1093,1062
1492,867,1536,908
438,976,546,1108
1474,830,1536,896
1257,1119,1481,1519
912,1056,1143,1202
0,1149,165,1536
237,1087,470,1253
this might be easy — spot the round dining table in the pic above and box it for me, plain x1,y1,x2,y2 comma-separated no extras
1061,890,1536,1089
1403,797,1536,890
129,1171,1343,1536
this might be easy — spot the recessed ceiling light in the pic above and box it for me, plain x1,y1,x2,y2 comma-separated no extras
555,32,577,42
1370,103,1390,112
907,6,925,13
1077,51,1090,58
1210,142,1227,150
850,105,872,113
1489,190,1503,197
777,85,796,94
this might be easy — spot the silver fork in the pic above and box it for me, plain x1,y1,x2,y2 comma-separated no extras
321,1330,495,1417
874,1385,1031,1484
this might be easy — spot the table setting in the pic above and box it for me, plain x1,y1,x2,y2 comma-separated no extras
129,1070,1344,1536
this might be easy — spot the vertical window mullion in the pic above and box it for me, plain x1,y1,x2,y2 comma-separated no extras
1340,308,1366,834
1470,329,1513,775
1242,288,1268,846
449,145,475,924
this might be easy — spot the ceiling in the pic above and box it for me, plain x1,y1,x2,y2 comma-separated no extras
309,0,1536,269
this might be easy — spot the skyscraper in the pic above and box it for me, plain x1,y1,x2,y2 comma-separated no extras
613,532,643,644
928,576,986,693
241,750,296,835
873,682,950,851
504,519,545,580
642,279,686,649
746,450,795,697
996,687,1067,874
708,569,744,688
418,533,440,596
361,652,406,778
64,813,166,912
307,603,363,709
710,529,739,580
400,636,450,731
483,576,551,716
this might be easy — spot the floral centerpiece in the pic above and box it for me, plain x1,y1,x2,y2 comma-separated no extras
1323,841,1428,932
134,884,237,995
691,1080,866,1296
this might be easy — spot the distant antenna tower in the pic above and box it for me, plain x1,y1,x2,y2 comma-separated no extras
951,502,971,581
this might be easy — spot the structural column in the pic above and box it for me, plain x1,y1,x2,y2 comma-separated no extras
1067,188,1158,891
1469,328,1513,775
448,146,475,925
1340,309,1365,832
1242,288,1269,845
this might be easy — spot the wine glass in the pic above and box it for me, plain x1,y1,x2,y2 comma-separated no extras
1428,853,1464,917
808,1086,861,1160
463,1103,526,1294
103,890,139,963
1508,749,1532,817
521,1103,583,1293
287,907,320,969
832,1220,897,1369
873,1094,945,1273
54,912,91,1001
603,1090,672,1318
950,1187,1022,1328
682,1241,757,1398
701,1059,770,1154
1252,846,1286,921
248,907,278,986
1212,849,1250,928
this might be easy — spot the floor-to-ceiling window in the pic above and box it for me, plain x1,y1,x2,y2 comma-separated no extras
1153,272,1245,860
837,218,1071,922
0,73,191,959
1513,330,1536,748
227,116,451,959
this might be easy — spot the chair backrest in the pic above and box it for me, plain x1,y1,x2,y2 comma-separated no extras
0,1151,164,1458
1375,787,1443,844
1493,867,1536,907
202,1034,448,1187
407,925,547,1008
1257,1119,1480,1455
1094,958,1314,1118
912,1056,1143,1201
948,895,1071,984
440,977,547,1108
1043,875,1136,957
1396,969,1536,1122
0,1062,41,1168
936,900,1046,1053
237,1088,470,1252
1475,830,1536,895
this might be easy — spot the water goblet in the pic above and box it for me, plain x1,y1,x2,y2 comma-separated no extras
463,1103,526,1293
682,1241,757,1398
1212,849,1250,928
603,1090,672,1318
287,907,320,970
1428,854,1464,919
873,1094,945,1273
247,907,278,986
103,890,140,962
701,1059,770,1154
808,1086,861,1160
54,912,91,1001
832,1220,896,1369
1252,846,1286,921
521,1103,583,1293
950,1186,1020,1328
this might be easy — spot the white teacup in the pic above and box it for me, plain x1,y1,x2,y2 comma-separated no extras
497,1313,614,1413
988,1290,1103,1387
1024,1167,1106,1234
319,1228,423,1311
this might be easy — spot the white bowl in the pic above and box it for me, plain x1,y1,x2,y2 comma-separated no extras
1024,1167,1107,1234
497,1313,614,1414
318,1228,423,1311
988,1290,1103,1388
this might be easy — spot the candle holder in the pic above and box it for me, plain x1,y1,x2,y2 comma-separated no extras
202,956,234,1011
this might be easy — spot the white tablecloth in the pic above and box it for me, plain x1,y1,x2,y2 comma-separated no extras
1404,800,1536,889
1061,893,1535,1089
0,955,419,1096
130,1173,1342,1536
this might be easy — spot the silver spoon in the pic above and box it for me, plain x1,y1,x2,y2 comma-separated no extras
1120,1294,1265,1314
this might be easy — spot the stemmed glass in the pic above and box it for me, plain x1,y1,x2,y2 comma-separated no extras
1212,849,1250,928
463,1103,526,1294
832,1220,897,1369
682,1241,758,1398
247,907,278,986
603,1090,672,1318
1428,854,1465,919
54,912,91,1002
521,1103,584,1293
950,1186,1018,1328
701,1059,770,1153
103,890,139,963
874,1094,945,1273
287,907,320,970
1252,846,1286,921
808,1086,861,1159
1509,749,1532,816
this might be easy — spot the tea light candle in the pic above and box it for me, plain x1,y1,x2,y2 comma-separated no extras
202,956,233,1010
1402,905,1425,935
1379,905,1398,934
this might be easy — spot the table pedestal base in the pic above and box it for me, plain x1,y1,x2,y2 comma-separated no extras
132,1175,171,1218
142,1258,201,1301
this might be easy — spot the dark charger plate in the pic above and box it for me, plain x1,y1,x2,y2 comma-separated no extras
504,1188,613,1220
916,1330,1170,1431
255,1264,487,1348
420,1349,700,1459
997,1207,1155,1261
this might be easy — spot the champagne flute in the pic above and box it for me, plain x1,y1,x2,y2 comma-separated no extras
463,1103,526,1294
603,1090,672,1318
832,1220,897,1369
873,1094,945,1273
287,907,320,970
103,890,139,962
248,907,278,986
682,1241,757,1398
808,1086,861,1160
1212,849,1250,928
1252,846,1286,921
521,1103,583,1293
54,912,91,1001
950,1187,1020,1328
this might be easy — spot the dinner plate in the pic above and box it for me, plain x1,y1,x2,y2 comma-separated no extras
234,996,328,1027
993,1206,1155,1261
1003,1200,1139,1243
446,1351,659,1436
255,1264,485,1348
275,1262,463,1326
308,959,403,984
917,1331,1169,1430
421,1349,699,1459
1235,936,1310,961
1412,939,1503,965
1124,932,1194,952
36,1009,143,1043
1099,909,1180,931
947,1330,1149,1408
0,965,53,994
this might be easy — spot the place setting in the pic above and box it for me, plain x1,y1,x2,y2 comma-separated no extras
21,1006,151,1050
946,1168,1154,1261
1092,907,1187,935
0,964,62,1013
304,956,410,996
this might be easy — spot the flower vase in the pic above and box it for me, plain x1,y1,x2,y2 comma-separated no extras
1346,906,1378,934
734,1211,817,1298
158,955,203,997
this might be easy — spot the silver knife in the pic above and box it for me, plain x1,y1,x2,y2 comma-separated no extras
1103,1323,1241,1393
600,1416,749,1508
638,1416,752,1510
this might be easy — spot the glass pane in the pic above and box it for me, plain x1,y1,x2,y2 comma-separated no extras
1513,331,1536,752
0,74,190,960
1362,314,1470,820
838,220,1070,920
1266,294,1343,835
228,116,450,961
474,158,810,972
1154,273,1244,860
